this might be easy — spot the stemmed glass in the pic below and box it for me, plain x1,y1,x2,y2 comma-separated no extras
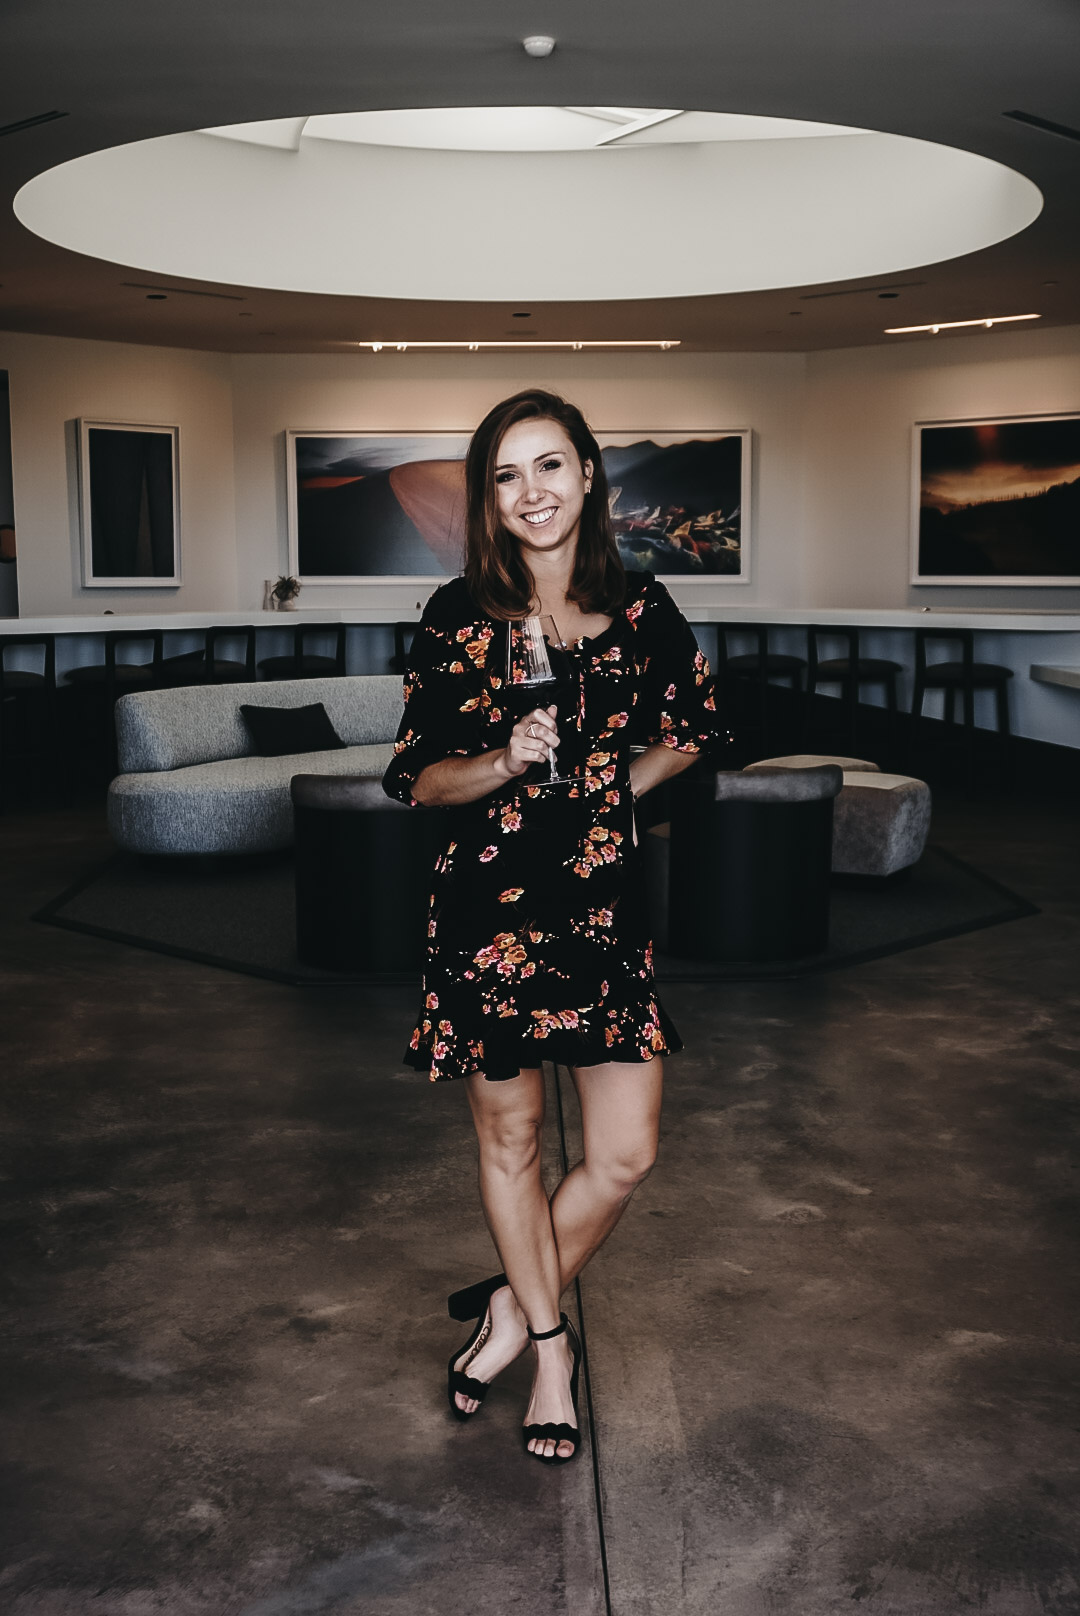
505,614,579,785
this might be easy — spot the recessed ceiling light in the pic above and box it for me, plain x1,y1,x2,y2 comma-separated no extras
522,35,556,57
884,313,1040,334
357,339,680,352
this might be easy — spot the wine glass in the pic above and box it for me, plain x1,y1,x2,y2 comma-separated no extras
505,614,578,785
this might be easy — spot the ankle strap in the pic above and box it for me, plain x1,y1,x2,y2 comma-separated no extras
528,1314,567,1342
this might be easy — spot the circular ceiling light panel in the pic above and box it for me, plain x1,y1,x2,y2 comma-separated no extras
14,108,1042,303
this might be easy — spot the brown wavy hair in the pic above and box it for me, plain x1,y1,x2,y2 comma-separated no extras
463,389,625,621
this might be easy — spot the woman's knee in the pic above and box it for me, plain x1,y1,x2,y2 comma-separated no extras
477,1111,545,1177
592,1138,658,1195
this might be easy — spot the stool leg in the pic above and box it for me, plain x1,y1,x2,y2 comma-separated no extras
909,676,925,772
802,674,817,746
885,672,898,762
962,680,976,788
996,679,1011,786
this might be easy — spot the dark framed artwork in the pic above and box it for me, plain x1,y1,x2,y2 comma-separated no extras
912,413,1080,585
78,420,181,587
287,426,751,584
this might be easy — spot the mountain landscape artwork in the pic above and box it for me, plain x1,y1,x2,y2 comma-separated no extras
915,415,1080,583
288,428,749,580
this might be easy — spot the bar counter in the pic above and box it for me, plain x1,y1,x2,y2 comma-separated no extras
2,601,1078,747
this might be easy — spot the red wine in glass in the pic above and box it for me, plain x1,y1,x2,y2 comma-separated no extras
506,615,578,784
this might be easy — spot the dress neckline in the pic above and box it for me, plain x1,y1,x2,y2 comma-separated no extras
574,571,650,651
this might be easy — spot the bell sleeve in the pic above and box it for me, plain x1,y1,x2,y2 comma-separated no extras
382,585,493,806
634,578,722,755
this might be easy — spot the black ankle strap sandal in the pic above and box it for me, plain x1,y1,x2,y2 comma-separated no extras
522,1312,582,1465
446,1272,509,1422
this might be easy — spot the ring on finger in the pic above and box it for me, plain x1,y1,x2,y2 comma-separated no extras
526,723,535,738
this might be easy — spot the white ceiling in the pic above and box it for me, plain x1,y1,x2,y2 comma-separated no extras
1,0,1078,353
15,119,1041,303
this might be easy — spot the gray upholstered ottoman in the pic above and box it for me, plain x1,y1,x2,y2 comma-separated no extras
746,754,932,877
831,772,932,877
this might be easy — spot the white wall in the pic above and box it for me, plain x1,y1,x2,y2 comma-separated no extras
0,330,237,617
4,323,1078,621
802,322,1080,611
228,348,806,615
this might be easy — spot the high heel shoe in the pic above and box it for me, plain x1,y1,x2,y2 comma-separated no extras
447,1272,507,1323
522,1314,582,1465
446,1272,508,1420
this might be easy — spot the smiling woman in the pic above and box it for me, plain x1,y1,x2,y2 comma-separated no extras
380,387,724,1466
13,107,1042,303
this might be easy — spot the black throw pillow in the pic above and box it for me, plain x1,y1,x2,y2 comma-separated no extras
240,701,346,757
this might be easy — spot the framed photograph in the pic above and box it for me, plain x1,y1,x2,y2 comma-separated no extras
597,430,750,581
78,420,181,588
286,427,751,584
912,413,1080,585
286,431,471,583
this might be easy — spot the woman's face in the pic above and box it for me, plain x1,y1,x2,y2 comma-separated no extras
494,418,593,559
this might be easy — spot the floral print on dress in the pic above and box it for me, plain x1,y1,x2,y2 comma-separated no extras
382,571,723,1082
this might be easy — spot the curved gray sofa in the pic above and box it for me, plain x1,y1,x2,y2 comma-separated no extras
107,675,404,855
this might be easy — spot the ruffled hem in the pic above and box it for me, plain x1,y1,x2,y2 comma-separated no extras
402,997,683,1083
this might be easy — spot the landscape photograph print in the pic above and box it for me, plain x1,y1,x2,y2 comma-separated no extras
913,413,1080,584
287,428,750,582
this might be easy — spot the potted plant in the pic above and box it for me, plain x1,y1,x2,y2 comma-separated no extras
271,574,301,611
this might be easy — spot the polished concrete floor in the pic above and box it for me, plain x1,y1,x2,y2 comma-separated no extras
2,790,1079,1615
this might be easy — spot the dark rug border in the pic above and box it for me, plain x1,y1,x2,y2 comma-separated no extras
33,845,1040,988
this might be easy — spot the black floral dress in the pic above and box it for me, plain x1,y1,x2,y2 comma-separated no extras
382,570,721,1083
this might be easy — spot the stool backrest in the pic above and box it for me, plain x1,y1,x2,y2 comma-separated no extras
105,628,164,673
807,626,859,672
205,625,257,680
915,627,975,676
0,633,56,685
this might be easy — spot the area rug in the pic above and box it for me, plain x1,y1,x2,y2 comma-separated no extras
34,845,1039,985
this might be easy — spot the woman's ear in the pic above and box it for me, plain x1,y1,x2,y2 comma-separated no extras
583,458,594,490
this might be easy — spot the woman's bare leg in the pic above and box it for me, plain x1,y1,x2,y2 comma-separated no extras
548,1057,664,1282
453,1059,662,1456
456,1068,575,1457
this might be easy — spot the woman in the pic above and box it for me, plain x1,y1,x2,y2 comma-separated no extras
382,389,721,1465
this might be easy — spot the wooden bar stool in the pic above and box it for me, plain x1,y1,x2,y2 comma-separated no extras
0,633,60,803
804,626,903,759
258,624,347,680
65,628,164,695
716,623,806,759
911,628,1012,783
65,629,164,777
160,625,258,685
389,620,419,674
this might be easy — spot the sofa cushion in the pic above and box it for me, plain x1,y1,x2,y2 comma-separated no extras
240,701,345,757
115,675,404,773
107,742,395,855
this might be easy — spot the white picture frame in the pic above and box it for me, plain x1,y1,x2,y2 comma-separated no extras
911,411,1080,586
78,419,181,588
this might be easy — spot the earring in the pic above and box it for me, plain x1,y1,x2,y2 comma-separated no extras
584,482,592,493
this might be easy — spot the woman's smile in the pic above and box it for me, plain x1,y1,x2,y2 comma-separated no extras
494,417,591,552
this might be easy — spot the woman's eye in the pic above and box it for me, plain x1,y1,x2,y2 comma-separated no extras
495,471,516,484
540,458,562,472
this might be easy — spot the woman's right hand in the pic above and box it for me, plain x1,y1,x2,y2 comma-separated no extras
503,705,559,777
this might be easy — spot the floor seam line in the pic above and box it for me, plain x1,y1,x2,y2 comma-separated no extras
553,1061,614,1616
